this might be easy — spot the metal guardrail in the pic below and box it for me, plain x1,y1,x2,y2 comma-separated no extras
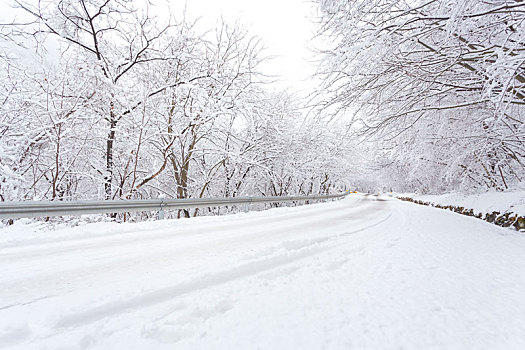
0,192,350,220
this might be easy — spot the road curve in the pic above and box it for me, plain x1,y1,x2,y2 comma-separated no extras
1,194,525,349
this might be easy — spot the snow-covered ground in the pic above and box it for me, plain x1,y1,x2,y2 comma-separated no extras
401,190,525,215
1,194,525,349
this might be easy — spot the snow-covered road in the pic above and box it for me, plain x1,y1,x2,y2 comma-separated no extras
1,194,525,349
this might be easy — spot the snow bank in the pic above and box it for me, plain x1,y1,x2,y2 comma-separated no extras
400,190,525,216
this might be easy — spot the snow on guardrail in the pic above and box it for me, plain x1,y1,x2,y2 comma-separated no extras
0,192,351,220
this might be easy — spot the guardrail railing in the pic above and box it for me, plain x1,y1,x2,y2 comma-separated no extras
0,192,350,220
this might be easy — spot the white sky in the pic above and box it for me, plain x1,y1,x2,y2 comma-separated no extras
167,0,320,93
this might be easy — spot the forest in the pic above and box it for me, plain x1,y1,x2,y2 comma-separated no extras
1,0,524,215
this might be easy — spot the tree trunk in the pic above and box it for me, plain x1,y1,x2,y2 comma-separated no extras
105,109,117,200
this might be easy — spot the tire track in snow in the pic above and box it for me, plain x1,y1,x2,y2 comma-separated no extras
53,210,393,329
0,197,379,292
0,196,392,347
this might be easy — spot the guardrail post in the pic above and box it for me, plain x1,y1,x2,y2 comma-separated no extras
159,199,165,219
242,197,250,213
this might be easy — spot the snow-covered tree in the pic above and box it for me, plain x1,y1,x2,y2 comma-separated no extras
315,0,525,192
0,0,355,219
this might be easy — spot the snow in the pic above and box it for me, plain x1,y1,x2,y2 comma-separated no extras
401,190,525,215
2,194,525,349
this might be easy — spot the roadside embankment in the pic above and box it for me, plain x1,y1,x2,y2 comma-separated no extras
397,191,525,231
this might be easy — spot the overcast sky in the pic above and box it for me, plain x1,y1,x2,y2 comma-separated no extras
162,0,320,92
